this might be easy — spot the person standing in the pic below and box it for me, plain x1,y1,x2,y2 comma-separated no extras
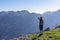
38,16,44,32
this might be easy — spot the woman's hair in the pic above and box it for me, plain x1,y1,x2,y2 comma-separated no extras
40,16,42,19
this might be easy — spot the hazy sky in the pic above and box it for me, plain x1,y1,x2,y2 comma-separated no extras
0,0,60,14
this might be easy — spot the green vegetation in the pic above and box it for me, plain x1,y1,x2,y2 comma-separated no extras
29,28,60,40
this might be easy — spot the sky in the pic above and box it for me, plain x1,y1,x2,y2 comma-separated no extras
0,0,60,14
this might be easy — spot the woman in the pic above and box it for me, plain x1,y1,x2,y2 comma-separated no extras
38,16,44,32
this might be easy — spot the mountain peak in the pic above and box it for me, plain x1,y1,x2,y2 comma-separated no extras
57,9,60,12
20,10,30,14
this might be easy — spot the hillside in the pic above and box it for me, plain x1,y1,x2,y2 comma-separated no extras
29,27,60,40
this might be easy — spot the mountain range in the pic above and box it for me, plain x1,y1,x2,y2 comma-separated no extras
0,9,60,39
